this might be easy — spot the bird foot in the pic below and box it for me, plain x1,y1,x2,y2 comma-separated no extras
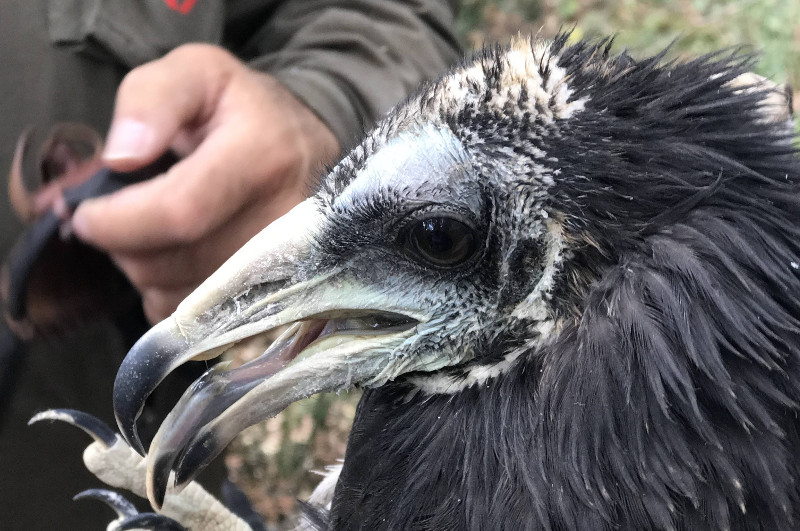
29,409,251,531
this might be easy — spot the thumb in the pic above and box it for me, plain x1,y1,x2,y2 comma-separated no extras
102,44,239,172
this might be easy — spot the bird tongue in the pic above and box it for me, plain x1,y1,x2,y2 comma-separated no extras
221,319,328,387
144,320,326,504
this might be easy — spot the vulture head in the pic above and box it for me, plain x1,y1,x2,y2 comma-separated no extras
113,35,800,528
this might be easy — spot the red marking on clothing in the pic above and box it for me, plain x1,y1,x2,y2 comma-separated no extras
164,0,197,14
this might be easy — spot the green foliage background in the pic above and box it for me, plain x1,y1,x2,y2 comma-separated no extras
458,0,800,88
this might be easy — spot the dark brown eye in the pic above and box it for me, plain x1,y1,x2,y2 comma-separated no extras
403,216,477,268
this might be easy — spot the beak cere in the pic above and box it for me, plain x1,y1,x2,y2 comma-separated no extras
112,199,422,509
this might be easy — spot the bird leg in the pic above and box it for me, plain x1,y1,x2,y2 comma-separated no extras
29,409,251,531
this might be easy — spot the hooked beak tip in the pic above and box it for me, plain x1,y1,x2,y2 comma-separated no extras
146,429,221,510
113,319,192,455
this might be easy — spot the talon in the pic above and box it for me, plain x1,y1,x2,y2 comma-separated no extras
28,408,119,447
31,408,251,529
73,488,138,518
73,489,188,531
116,513,187,531
8,126,36,222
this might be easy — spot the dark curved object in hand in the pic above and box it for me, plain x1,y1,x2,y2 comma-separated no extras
0,141,177,430
3,151,178,322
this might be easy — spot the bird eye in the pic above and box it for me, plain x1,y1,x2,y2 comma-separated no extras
403,216,478,268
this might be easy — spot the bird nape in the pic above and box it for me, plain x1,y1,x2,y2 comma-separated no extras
35,34,800,530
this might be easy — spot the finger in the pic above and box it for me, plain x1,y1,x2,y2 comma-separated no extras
112,249,210,294
72,123,295,252
110,197,299,291
141,287,193,325
103,45,239,171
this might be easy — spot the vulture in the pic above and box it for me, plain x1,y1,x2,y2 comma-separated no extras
33,34,800,530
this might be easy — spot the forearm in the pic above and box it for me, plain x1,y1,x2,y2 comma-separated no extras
227,0,462,149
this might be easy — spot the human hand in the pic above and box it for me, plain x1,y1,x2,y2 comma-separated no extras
70,44,340,324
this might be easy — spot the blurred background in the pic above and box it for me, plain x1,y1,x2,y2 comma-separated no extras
228,1,800,527
458,0,800,88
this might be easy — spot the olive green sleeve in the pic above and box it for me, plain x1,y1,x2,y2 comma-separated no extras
238,1,462,150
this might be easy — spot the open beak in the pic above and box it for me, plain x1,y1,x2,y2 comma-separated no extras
112,199,424,509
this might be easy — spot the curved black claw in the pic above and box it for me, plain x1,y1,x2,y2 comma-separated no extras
116,513,187,531
73,489,138,519
74,489,187,531
28,408,118,447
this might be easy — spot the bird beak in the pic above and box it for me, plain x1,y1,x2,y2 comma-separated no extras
112,199,424,509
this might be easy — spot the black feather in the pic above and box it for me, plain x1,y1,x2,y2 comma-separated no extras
320,35,800,530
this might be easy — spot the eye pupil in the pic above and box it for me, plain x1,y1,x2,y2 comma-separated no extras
405,216,477,268
423,219,453,252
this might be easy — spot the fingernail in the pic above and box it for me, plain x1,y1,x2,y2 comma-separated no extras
104,119,155,161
